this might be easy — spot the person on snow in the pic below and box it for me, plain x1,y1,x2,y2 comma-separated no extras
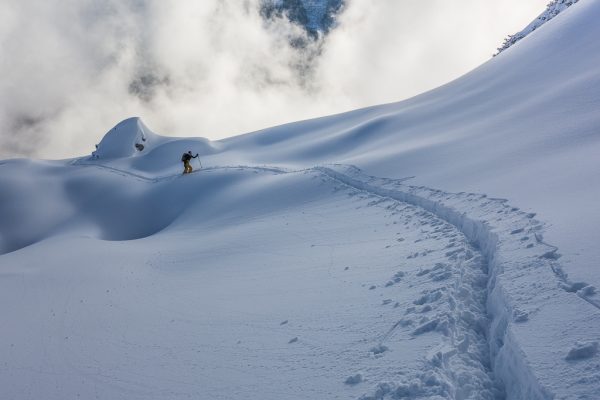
181,150,199,174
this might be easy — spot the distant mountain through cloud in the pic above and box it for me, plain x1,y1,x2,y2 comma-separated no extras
260,0,345,38
257,0,345,89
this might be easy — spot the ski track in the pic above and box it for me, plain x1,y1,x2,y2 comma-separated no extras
77,160,597,309
71,159,290,183
312,166,600,312
312,165,600,399
72,160,600,399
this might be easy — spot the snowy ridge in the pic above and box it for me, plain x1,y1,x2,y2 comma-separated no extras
495,0,579,55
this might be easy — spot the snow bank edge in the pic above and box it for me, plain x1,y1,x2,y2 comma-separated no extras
316,164,599,399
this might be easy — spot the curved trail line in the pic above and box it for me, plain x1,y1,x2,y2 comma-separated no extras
313,166,599,311
77,159,599,311
79,159,598,309
325,175,498,399
72,160,290,183
76,160,600,399
312,165,600,400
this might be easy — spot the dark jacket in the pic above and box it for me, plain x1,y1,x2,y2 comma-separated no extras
181,153,198,162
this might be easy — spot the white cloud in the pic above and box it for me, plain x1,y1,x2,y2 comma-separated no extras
0,0,548,159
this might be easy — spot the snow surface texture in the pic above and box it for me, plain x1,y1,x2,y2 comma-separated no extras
2,0,600,399
495,0,579,55
0,160,506,399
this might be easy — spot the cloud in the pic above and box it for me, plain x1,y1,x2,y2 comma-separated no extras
0,0,548,159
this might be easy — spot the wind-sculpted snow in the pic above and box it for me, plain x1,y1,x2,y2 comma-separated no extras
2,157,598,398
93,117,161,159
0,161,282,254
0,162,506,400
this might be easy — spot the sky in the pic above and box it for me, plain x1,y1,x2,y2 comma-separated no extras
0,0,550,159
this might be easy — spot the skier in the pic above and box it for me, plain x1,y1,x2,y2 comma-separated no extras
181,151,199,174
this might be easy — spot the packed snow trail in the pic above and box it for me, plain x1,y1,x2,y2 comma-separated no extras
316,165,600,399
71,160,600,311
0,163,505,399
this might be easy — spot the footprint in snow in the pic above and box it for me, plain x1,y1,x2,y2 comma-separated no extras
420,305,433,313
344,374,363,385
579,286,596,296
565,341,598,361
413,290,442,305
561,282,589,293
412,318,440,336
393,271,405,282
370,344,389,355
512,309,529,323
429,264,452,281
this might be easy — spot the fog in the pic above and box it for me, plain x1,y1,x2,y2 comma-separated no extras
0,0,548,159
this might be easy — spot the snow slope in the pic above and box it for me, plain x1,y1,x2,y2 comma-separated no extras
1,1,600,399
0,163,505,399
211,0,600,290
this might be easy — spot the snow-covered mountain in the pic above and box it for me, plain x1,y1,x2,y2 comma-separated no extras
260,0,344,35
496,0,580,54
1,1,600,399
301,0,344,32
